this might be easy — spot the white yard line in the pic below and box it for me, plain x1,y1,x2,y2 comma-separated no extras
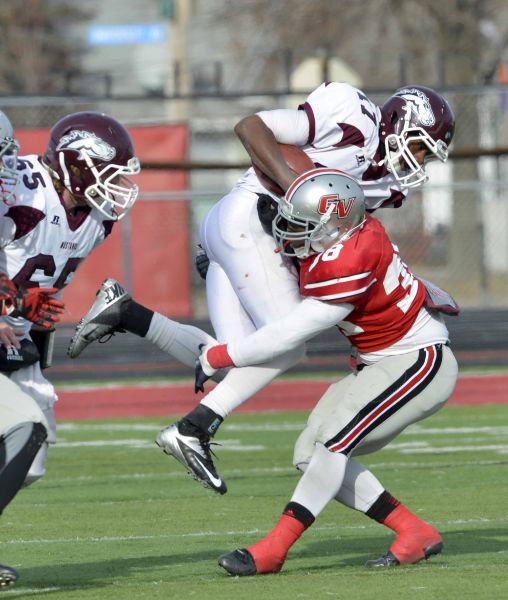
5,515,507,547
57,421,508,436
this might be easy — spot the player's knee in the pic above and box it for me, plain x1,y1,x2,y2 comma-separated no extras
274,344,307,373
293,426,316,470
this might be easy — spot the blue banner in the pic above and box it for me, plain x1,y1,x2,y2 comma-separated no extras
88,23,167,46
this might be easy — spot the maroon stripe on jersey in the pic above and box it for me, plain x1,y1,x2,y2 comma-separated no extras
103,219,115,238
325,345,441,454
378,189,405,209
334,123,365,148
298,102,316,145
361,144,389,181
5,206,45,240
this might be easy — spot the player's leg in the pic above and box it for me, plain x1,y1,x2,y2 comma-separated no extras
0,374,48,588
67,278,217,369
191,189,304,423
156,258,305,494
219,344,457,574
350,344,458,566
10,363,56,486
156,189,305,493
292,344,458,567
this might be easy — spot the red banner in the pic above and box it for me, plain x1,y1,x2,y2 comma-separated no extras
16,123,191,322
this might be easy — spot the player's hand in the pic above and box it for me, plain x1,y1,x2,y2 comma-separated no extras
0,322,23,350
195,245,210,280
16,287,66,330
256,193,278,235
194,343,218,393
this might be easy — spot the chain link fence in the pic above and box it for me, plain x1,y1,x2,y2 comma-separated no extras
3,85,508,312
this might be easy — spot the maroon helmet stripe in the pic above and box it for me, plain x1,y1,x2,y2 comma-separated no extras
285,168,345,200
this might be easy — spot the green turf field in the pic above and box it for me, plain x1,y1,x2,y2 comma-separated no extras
2,404,508,599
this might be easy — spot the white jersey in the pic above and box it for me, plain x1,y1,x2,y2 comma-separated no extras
238,82,409,210
0,154,115,336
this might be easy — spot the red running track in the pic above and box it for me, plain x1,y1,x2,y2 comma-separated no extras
55,374,508,420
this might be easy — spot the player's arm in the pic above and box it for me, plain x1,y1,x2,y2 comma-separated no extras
195,297,353,391
235,109,309,193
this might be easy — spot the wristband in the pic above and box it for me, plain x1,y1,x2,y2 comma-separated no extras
207,344,235,369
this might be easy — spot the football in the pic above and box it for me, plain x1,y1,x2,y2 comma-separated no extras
253,143,314,196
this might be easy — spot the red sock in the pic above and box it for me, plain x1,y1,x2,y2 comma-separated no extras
247,514,306,574
383,504,441,564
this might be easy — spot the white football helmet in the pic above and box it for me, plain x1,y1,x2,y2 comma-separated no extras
273,168,366,259
0,110,20,205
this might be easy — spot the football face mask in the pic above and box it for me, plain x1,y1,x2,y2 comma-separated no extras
0,111,20,205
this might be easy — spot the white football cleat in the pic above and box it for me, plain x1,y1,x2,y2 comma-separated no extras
0,563,18,588
67,278,130,358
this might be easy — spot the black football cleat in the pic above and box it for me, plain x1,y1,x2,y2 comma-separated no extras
0,563,18,588
156,422,227,495
365,541,444,568
218,549,257,576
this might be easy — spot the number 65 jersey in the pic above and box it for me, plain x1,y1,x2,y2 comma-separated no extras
0,155,114,335
298,215,449,363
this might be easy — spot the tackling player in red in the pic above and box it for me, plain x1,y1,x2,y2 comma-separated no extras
192,168,459,573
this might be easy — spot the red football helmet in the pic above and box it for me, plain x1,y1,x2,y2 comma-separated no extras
42,111,140,220
380,86,455,188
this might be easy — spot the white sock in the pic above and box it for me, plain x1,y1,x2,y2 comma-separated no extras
146,312,216,370
334,458,385,512
291,443,348,517
298,457,385,513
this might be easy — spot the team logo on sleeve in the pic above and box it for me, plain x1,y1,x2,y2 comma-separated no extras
56,131,116,161
395,88,435,127
318,194,355,218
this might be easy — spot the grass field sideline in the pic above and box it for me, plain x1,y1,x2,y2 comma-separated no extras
2,404,508,599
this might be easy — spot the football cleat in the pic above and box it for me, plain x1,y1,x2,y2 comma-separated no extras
67,278,130,358
365,540,443,568
155,422,227,495
218,549,257,576
0,563,18,588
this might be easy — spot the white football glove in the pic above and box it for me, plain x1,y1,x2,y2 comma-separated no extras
194,343,218,393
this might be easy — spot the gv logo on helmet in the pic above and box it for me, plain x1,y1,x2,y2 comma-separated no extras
318,194,355,218
56,130,116,161
395,88,435,127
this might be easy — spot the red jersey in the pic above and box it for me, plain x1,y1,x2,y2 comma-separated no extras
298,215,426,353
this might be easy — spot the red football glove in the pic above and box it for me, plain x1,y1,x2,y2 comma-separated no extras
0,273,18,315
18,287,65,329
1,275,65,329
